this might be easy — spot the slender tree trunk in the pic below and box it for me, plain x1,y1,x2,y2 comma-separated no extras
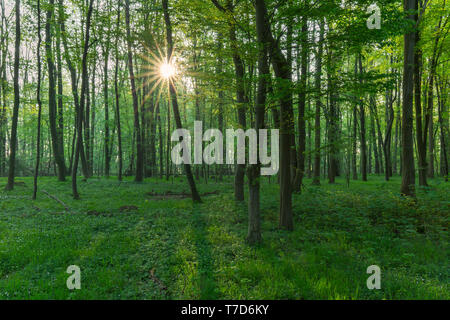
352,58,359,180
104,35,111,178
157,102,163,178
436,77,448,181
46,0,66,181
125,0,144,182
59,0,88,179
5,0,20,191
162,0,201,202
33,0,43,200
414,9,428,187
56,16,64,172
72,0,94,199
210,1,248,201
312,21,324,185
352,104,358,180
393,92,400,175
293,18,308,192
0,2,6,177
359,54,367,182
401,0,417,197
114,1,123,181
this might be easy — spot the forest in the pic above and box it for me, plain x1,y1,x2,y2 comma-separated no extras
0,0,448,300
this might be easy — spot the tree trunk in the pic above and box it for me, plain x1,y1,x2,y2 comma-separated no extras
104,26,111,178
293,18,308,192
247,0,269,244
72,0,94,199
5,0,20,191
414,10,428,187
436,77,448,181
46,0,66,182
401,0,417,197
125,0,144,182
255,0,293,230
162,0,202,202
359,54,367,182
312,21,324,186
33,0,43,200
114,1,123,181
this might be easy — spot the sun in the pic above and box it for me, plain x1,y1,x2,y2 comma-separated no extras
135,43,187,108
160,62,176,79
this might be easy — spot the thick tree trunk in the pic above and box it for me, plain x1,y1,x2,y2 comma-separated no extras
247,0,270,244
255,0,293,230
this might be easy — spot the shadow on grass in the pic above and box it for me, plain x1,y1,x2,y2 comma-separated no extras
191,204,218,300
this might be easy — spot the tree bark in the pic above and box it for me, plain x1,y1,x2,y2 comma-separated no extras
46,0,66,182
401,0,417,197
255,0,293,230
162,0,202,202
5,0,20,191
72,0,94,199
125,0,144,182
114,1,123,181
359,54,367,182
293,18,308,192
312,21,324,186
33,0,43,200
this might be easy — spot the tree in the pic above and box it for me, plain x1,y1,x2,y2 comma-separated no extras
401,0,417,197
114,0,123,181
162,0,202,203
33,0,43,200
125,0,144,182
312,20,324,186
255,0,293,231
72,0,94,199
46,0,67,181
5,0,20,191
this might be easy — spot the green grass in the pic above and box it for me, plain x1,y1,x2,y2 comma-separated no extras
0,174,448,300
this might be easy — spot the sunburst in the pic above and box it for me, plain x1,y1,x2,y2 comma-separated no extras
159,61,176,79
135,41,182,118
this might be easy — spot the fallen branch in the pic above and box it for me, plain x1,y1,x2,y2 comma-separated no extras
149,269,168,296
41,190,71,212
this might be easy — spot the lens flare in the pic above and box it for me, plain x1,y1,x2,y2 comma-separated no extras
160,62,176,79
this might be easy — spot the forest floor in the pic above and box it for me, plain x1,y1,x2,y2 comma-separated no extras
0,175,448,300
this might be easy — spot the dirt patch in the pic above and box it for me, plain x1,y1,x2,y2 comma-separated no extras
87,210,113,217
119,205,139,212
145,190,219,200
